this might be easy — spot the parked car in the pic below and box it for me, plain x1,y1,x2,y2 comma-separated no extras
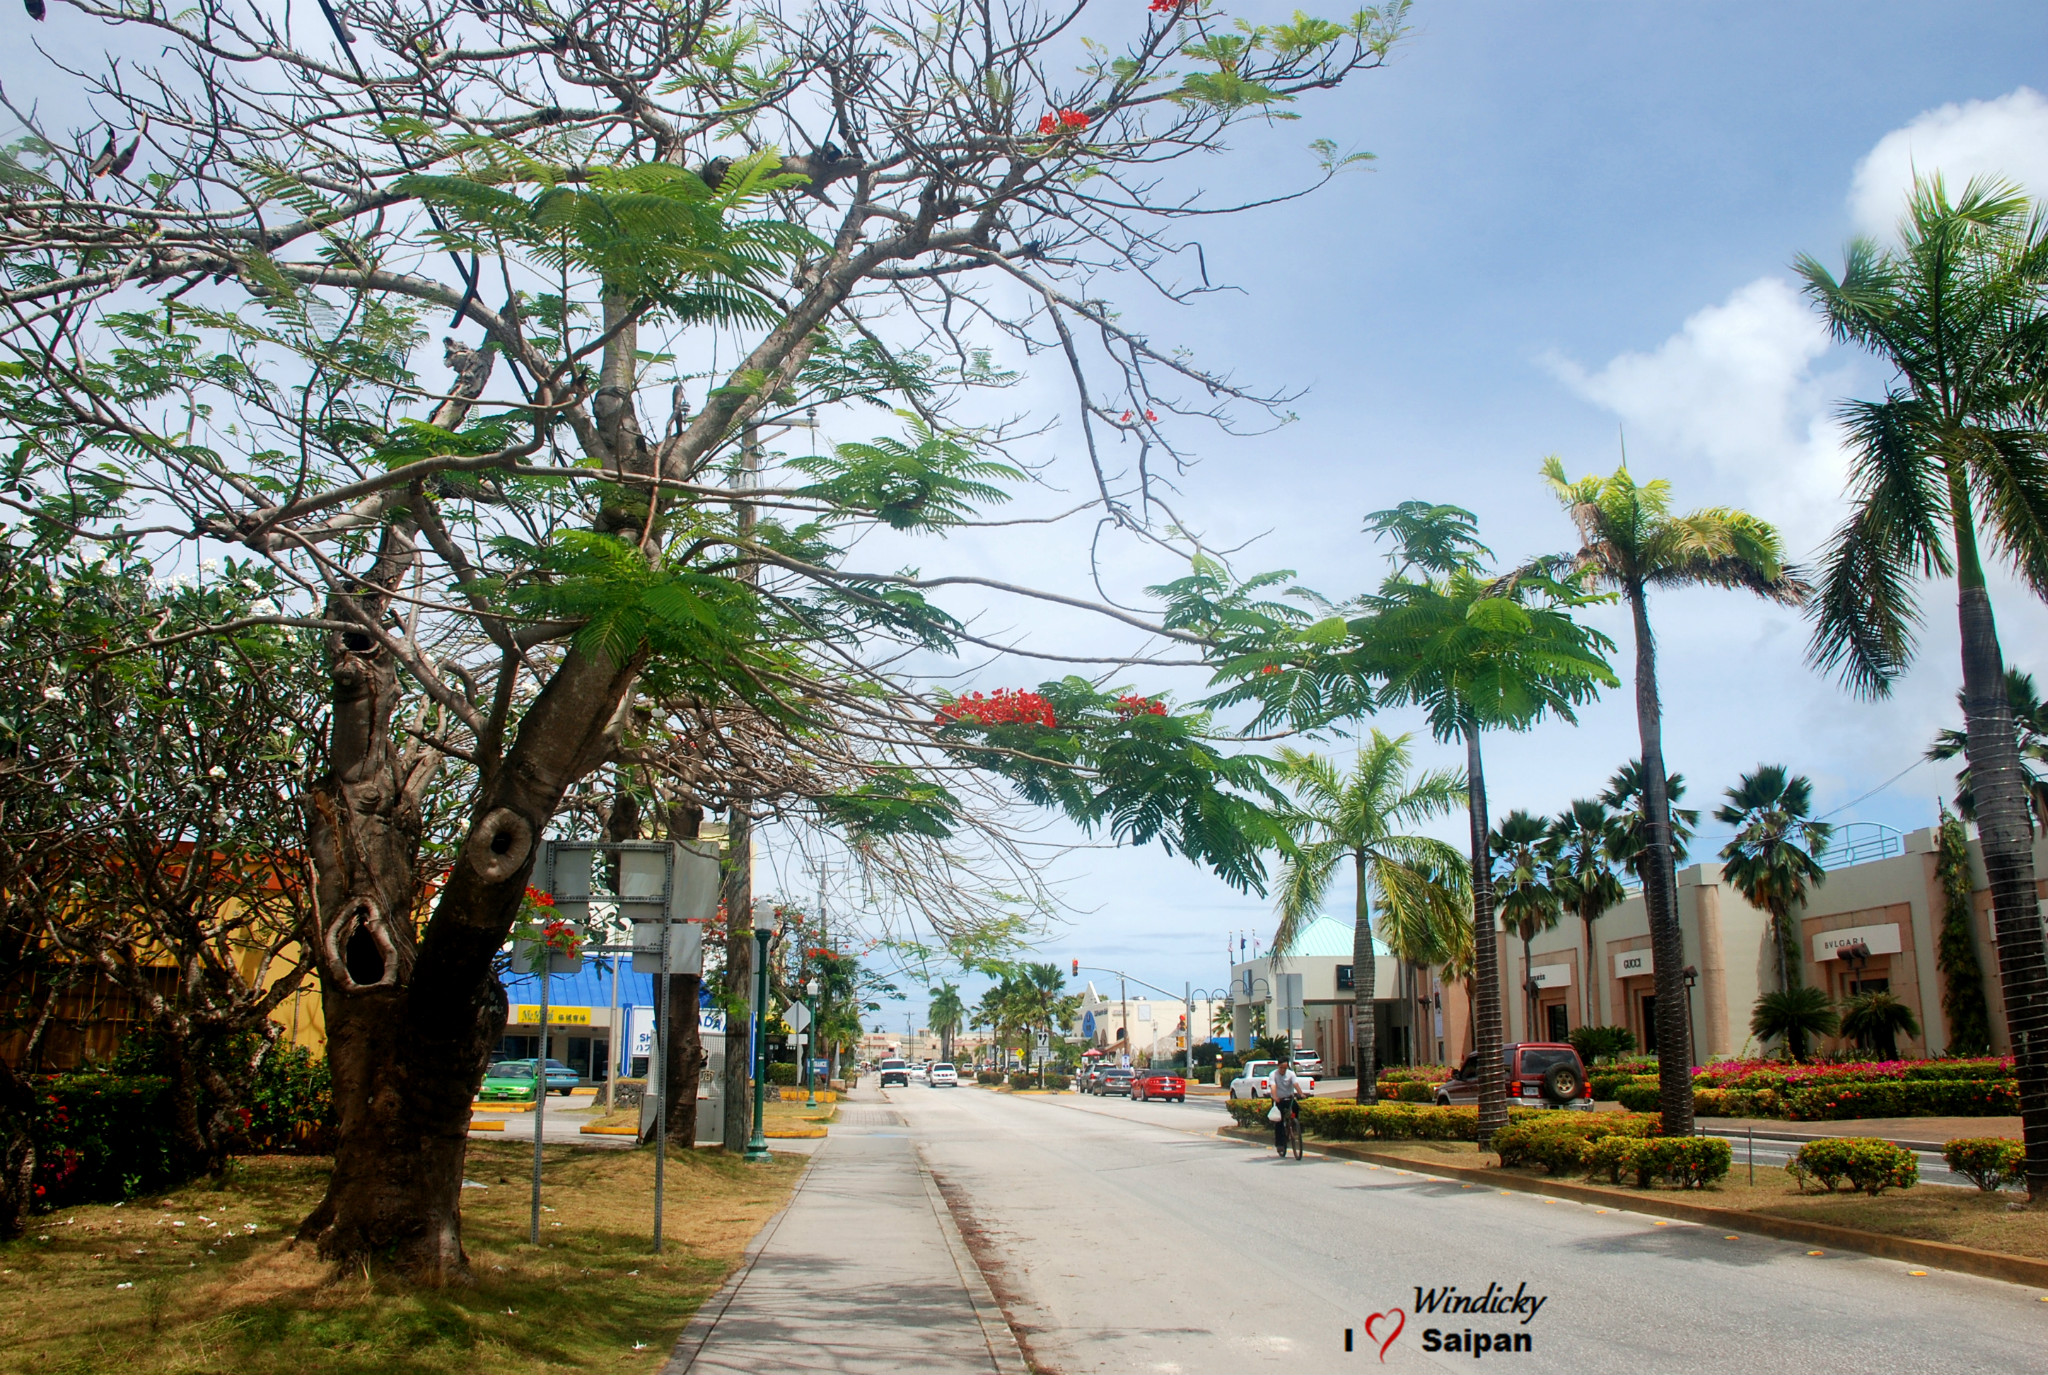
929,1062,958,1087
1433,1043,1591,1110
480,1058,579,1100
878,1057,911,1087
1076,1063,1102,1093
1130,1069,1186,1103
1227,1060,1318,1099
1289,1050,1325,1076
1092,1068,1136,1097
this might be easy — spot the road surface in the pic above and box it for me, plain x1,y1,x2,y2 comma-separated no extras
891,1083,2045,1374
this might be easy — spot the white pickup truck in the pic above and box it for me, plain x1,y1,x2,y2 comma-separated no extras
1227,1059,1318,1099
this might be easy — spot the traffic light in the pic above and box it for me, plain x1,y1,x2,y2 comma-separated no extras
1071,958,1079,977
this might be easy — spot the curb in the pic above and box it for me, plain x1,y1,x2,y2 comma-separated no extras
580,1124,638,1136
468,1119,506,1132
1217,1125,2048,1291
915,1142,1033,1375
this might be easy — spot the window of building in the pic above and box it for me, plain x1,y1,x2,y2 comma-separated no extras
1544,1004,1569,1042
1337,964,1354,991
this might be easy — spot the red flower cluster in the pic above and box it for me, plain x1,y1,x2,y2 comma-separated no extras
1037,109,1090,135
524,885,555,908
1113,694,1168,717
937,688,1058,728
1260,664,1281,675
540,918,581,954
1148,0,1186,10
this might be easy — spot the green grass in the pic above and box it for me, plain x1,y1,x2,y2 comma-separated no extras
0,1142,804,1374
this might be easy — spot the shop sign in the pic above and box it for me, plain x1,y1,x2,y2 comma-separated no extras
1813,923,1903,962
1612,950,1653,979
1528,964,1572,988
511,1004,592,1025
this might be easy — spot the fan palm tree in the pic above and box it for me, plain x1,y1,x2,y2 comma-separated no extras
1271,733,1470,1101
929,982,966,1064
1602,760,1699,882
1926,668,2048,834
1798,175,2048,1199
1491,810,1562,1038
1715,766,1833,998
1544,459,1805,1132
1750,985,1839,1063
1840,990,1923,1061
1545,799,1627,1026
1349,502,1617,1140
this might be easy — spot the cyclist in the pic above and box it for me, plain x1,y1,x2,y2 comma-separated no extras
1270,1055,1302,1156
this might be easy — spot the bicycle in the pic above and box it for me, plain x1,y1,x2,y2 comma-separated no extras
1274,1098,1303,1160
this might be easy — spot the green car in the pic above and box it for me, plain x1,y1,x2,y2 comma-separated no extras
478,1061,541,1102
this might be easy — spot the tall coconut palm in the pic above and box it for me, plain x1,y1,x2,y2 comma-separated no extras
1491,809,1562,1038
1350,503,1617,1141
929,982,966,1064
1926,668,2048,834
1271,733,1471,1100
1799,175,2048,1199
1545,799,1627,1026
1544,459,1806,1133
1715,765,1833,1000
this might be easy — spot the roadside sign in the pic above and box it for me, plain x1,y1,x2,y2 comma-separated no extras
785,1002,812,1032
1035,1029,1050,1049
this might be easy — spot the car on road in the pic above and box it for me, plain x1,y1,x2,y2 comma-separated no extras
1076,1063,1102,1093
878,1057,911,1087
479,1058,579,1101
929,1062,959,1087
1130,1069,1185,1103
1091,1068,1136,1097
1288,1050,1325,1076
1433,1042,1591,1110
1227,1060,1318,1099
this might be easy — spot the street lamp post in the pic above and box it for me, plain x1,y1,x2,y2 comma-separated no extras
745,902,775,1162
1682,965,1699,1069
805,977,822,1108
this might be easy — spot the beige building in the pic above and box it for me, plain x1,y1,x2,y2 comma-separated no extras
1446,824,2046,1065
1073,984,1226,1063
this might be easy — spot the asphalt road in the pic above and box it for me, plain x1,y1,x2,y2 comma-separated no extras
891,1083,2046,1375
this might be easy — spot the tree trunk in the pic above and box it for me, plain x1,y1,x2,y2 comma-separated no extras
1465,724,1507,1145
1626,584,1696,1135
1582,912,1601,1026
720,806,755,1154
1521,927,1536,1040
1353,849,1377,1102
1955,581,2048,1200
664,972,706,1144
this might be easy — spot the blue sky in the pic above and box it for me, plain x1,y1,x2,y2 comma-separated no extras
822,2,2048,1026
11,2,2044,1028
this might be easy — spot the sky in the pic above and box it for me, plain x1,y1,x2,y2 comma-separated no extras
821,2,2048,1027
10,1,2048,1031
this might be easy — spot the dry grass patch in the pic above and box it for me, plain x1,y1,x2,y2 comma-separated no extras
0,1142,803,1375
579,1102,836,1136
1341,1138,2048,1259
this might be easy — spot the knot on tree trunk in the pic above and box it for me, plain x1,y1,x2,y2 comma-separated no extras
464,807,534,883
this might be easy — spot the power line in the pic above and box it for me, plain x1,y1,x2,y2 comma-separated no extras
1818,756,1932,821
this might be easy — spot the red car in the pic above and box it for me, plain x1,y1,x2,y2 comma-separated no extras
1130,1069,1186,1103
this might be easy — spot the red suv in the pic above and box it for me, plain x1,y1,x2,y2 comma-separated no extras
1433,1043,1591,1111
1130,1069,1186,1103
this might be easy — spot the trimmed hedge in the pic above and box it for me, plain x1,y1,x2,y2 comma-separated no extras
1784,1078,2016,1120
975,1070,1004,1085
767,1061,800,1086
1378,1066,1452,1085
1491,1113,1657,1175
1787,1137,1919,1195
1943,1137,2023,1193
1374,1081,1437,1104
1635,1136,1732,1189
1226,1096,1546,1142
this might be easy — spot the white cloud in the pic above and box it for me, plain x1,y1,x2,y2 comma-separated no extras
1542,276,1854,538
1848,87,2048,236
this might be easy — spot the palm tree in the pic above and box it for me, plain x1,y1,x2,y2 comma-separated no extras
1545,799,1627,1026
1750,986,1839,1063
1798,175,2048,1199
1544,459,1805,1133
1491,810,1562,1039
1270,733,1470,1101
1715,766,1833,999
1926,668,2048,834
1840,990,1922,1060
1602,760,1699,882
929,982,966,1064
1351,502,1617,1141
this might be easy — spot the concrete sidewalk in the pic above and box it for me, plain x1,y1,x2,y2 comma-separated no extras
663,1092,1026,1375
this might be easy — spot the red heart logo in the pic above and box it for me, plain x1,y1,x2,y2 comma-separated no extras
1364,1308,1405,1362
